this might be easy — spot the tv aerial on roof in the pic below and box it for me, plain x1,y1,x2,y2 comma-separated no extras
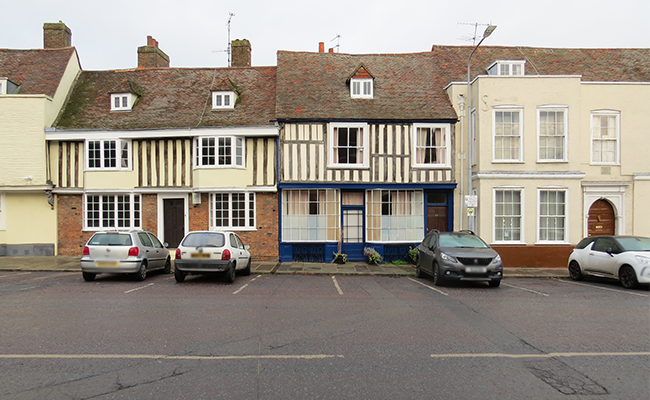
458,22,492,46
331,34,341,53
212,12,235,66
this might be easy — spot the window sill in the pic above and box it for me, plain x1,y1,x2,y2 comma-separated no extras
411,164,451,170
194,165,246,170
492,160,525,164
327,164,370,170
536,160,568,163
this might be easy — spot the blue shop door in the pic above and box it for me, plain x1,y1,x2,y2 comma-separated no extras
341,206,365,261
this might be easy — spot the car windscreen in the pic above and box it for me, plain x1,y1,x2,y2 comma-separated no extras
89,233,133,246
617,237,650,251
439,234,489,249
182,233,225,248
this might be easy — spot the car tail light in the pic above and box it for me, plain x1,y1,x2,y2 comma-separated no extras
128,247,139,257
82,246,90,256
175,248,181,259
222,249,231,261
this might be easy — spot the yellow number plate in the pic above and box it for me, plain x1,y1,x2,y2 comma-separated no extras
96,261,118,267
191,253,210,258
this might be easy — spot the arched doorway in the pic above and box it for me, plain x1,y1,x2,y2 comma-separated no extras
588,199,615,236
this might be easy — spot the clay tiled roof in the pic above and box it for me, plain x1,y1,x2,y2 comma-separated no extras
55,66,277,130
0,48,77,97
275,51,458,121
430,45,650,83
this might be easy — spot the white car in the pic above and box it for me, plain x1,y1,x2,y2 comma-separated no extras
567,236,650,289
174,231,251,283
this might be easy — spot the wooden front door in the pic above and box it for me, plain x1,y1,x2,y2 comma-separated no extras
163,199,185,247
588,199,615,236
427,206,448,232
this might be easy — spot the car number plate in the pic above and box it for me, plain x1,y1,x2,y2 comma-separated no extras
191,253,210,258
96,261,118,267
465,266,487,273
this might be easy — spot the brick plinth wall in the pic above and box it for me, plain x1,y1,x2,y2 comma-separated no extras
57,194,93,256
491,244,573,269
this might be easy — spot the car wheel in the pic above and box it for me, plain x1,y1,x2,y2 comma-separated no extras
225,263,236,283
174,267,186,283
240,258,251,276
432,263,445,286
163,257,171,274
134,262,147,281
82,272,96,282
488,279,501,288
568,261,583,281
619,265,639,289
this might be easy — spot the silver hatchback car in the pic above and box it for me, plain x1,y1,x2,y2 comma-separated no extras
81,231,171,281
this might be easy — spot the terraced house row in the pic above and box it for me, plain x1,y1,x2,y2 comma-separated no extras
1,22,648,267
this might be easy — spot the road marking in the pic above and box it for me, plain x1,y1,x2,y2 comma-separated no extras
0,272,32,279
0,353,345,361
501,282,549,296
332,276,343,295
407,277,448,296
556,279,649,297
431,351,650,359
124,283,154,294
233,275,261,295
17,286,37,291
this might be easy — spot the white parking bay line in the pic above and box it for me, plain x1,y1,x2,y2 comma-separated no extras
501,282,549,297
407,278,449,296
0,272,32,279
431,351,650,359
0,353,345,361
233,275,262,295
331,276,343,295
124,283,154,294
556,279,649,297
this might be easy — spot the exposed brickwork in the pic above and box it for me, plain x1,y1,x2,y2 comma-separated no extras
231,39,251,67
43,22,71,49
189,193,209,231
141,194,158,233
57,194,92,256
491,244,573,269
238,192,278,261
137,36,170,69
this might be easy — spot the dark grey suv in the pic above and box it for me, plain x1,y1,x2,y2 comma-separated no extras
416,230,503,287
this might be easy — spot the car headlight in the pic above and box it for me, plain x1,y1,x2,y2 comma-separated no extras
492,254,502,264
441,252,458,263
635,255,650,265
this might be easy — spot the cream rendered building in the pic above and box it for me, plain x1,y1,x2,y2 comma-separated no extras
441,46,650,268
0,23,81,256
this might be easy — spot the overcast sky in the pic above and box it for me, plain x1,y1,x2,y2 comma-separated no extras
3,0,649,70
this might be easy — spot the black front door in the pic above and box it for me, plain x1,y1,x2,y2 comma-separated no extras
163,198,185,248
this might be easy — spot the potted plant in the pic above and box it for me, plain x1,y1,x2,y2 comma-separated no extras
332,252,347,264
406,247,418,265
364,247,382,265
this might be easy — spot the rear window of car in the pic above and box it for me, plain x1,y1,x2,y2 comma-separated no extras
616,237,650,251
89,233,132,246
574,237,596,250
182,232,225,247
439,233,489,249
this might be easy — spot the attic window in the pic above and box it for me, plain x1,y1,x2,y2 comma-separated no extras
111,93,134,111
350,79,373,99
212,91,235,110
0,79,5,95
0,78,18,95
487,60,525,76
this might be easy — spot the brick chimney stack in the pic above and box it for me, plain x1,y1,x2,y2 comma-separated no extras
319,42,324,53
137,36,170,69
231,39,251,67
43,22,72,49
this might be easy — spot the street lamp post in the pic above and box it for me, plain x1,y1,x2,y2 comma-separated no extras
466,24,496,231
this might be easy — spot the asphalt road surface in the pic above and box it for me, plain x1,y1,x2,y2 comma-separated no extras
0,271,648,399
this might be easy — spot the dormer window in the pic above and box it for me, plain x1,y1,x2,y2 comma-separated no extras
0,78,19,95
0,78,5,95
487,60,525,76
212,91,235,110
111,93,134,111
351,79,373,99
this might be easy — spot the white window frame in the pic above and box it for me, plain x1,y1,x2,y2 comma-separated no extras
412,123,451,168
487,60,526,76
85,139,131,170
212,91,235,109
590,110,620,165
537,106,568,162
350,78,373,99
0,193,5,230
281,189,340,242
366,189,424,243
493,187,525,244
110,93,133,111
209,192,256,230
537,188,569,244
84,193,141,231
493,107,524,162
329,122,369,168
194,136,245,168
0,78,5,95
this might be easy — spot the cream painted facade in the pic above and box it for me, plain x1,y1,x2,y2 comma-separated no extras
0,51,81,256
447,73,650,267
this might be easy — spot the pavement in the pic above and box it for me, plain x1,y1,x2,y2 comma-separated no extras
0,255,569,278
